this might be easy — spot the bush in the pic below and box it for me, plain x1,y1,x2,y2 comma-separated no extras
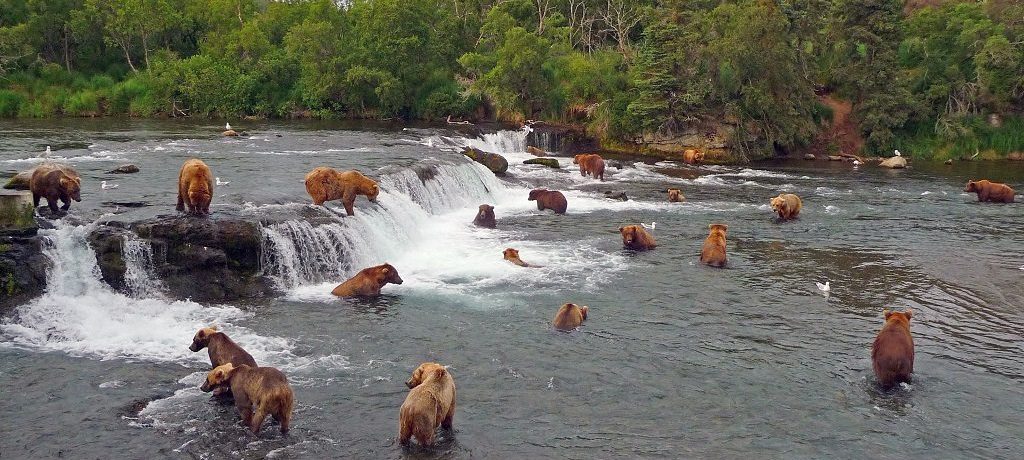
63,90,101,116
0,90,26,117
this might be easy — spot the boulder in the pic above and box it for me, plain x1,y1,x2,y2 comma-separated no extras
107,164,140,174
523,158,559,168
803,154,817,160
1007,152,1023,161
0,235,48,313
879,156,907,169
526,146,546,157
462,147,508,174
90,215,274,301
223,129,239,137
3,168,37,190
609,160,625,170
603,191,628,201
0,191,37,237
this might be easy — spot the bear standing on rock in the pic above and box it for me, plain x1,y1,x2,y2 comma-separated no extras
964,180,1015,203
770,193,803,220
304,167,380,216
177,158,214,216
30,163,81,213
331,263,404,297
872,309,914,390
528,189,567,214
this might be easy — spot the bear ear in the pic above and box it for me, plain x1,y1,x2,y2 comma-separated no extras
381,266,390,274
883,309,892,319
618,226,624,232
904,309,913,320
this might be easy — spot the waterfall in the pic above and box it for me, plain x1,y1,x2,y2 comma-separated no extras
259,157,507,289
461,126,532,154
121,234,163,298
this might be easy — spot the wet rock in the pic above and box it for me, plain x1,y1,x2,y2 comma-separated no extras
90,215,274,301
828,155,843,161
609,161,625,170
1007,152,1023,161
0,235,48,312
879,156,907,169
802,154,816,160
523,158,559,168
526,146,546,157
462,147,508,174
603,191,629,201
223,129,239,137
3,168,37,190
107,164,139,174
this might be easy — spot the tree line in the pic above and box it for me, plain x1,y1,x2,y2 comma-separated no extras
1,0,1022,158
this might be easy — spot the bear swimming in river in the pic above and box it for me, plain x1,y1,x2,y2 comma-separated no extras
304,167,380,215
667,189,684,202
700,224,728,268
553,303,589,331
176,158,213,216
331,263,403,297
473,204,496,228
872,309,914,390
200,363,294,435
528,189,567,214
399,362,456,447
503,248,539,267
964,180,1015,203
619,225,657,251
30,163,81,213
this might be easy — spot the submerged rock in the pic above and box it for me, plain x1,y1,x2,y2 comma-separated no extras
90,215,274,301
603,191,628,201
523,158,559,168
879,156,907,169
803,154,817,160
107,164,140,174
462,147,508,174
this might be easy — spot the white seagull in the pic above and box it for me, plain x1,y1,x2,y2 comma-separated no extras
852,160,862,166
225,122,232,131
816,281,831,295
641,222,656,230
101,181,119,190
41,145,51,158
894,149,902,157
216,177,230,186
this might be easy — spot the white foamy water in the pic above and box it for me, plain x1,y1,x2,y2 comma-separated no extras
0,223,290,364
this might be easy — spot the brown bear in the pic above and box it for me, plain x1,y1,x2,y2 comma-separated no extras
399,362,457,447
200,363,294,434
964,180,1015,203
573,154,606,181
699,224,728,268
527,146,546,157
872,309,914,390
176,158,213,216
619,225,657,251
30,163,81,213
503,248,540,267
189,326,257,369
667,189,685,202
770,193,803,220
473,204,496,228
528,189,567,214
553,303,589,331
683,149,705,164
304,167,380,216
331,263,404,297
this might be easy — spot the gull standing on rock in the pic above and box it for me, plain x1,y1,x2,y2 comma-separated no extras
894,149,902,157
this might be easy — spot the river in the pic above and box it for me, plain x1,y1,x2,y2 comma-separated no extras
1,119,1022,458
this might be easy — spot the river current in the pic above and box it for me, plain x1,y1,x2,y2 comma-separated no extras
1,119,1022,459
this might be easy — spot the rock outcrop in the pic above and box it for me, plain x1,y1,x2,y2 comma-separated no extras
462,147,509,174
879,156,908,169
523,158,559,168
0,235,48,312
107,164,140,174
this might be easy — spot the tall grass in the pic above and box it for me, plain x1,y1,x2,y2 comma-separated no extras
894,115,1024,159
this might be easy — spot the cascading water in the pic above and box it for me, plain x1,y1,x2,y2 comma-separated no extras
259,157,508,290
461,126,532,154
0,222,279,363
121,233,162,298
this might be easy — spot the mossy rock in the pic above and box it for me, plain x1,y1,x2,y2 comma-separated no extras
462,147,509,174
523,158,560,168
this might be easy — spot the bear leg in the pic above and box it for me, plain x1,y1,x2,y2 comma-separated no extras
46,196,59,213
441,401,455,430
32,193,40,208
249,406,268,434
399,418,413,446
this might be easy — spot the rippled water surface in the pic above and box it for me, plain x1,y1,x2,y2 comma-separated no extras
1,119,1022,459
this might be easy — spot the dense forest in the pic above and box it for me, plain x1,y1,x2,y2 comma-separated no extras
1,0,1023,159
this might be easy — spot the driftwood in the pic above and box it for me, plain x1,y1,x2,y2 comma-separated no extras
446,115,472,125
836,152,866,163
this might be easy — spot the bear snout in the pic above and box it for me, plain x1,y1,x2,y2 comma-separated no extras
405,379,415,389
189,342,199,352
392,274,404,285
200,381,213,392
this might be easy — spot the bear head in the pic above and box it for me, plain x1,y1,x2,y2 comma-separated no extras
377,263,403,286
770,195,786,212
708,223,729,234
528,189,547,201
60,174,82,202
189,326,219,352
477,204,494,219
503,248,519,260
366,182,380,202
619,225,643,246
694,151,706,162
883,309,913,326
668,189,683,200
406,362,447,389
573,154,584,165
200,363,236,392
963,181,978,193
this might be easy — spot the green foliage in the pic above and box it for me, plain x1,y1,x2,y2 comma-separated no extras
0,90,26,117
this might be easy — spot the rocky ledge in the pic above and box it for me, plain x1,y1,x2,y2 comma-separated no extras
89,214,275,302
